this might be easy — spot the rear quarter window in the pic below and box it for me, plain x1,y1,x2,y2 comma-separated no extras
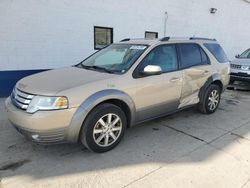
204,43,229,63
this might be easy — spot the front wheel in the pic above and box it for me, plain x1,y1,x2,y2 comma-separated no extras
80,103,127,153
198,84,221,114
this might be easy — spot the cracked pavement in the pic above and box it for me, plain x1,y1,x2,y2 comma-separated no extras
0,89,250,188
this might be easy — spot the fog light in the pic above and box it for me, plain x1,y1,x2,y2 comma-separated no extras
32,134,39,141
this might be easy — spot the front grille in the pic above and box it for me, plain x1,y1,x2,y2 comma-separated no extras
230,72,250,77
11,88,34,111
231,64,250,70
230,64,242,69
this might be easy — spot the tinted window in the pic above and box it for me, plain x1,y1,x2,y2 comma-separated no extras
139,45,178,72
179,44,203,68
204,43,229,63
201,48,209,64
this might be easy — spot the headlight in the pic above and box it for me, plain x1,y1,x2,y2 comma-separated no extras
27,96,68,113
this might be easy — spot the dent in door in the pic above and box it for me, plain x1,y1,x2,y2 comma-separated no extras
179,67,210,108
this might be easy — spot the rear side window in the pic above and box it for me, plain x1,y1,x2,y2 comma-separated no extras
178,43,208,69
204,43,229,63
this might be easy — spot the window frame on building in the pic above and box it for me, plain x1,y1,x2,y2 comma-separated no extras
94,26,113,50
145,31,158,39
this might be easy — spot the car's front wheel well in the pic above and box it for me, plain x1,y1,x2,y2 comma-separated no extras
211,80,223,92
99,99,131,128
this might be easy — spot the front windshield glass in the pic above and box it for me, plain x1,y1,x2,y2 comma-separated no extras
239,48,250,59
77,44,148,73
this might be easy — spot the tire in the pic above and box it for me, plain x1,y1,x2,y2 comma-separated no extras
80,103,127,153
198,84,221,114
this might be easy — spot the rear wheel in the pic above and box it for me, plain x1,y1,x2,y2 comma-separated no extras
198,84,221,114
80,103,127,153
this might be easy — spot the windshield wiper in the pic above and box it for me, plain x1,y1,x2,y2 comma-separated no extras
78,64,115,74
91,66,116,74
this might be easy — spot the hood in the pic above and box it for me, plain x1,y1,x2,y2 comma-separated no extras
16,67,118,95
231,58,250,66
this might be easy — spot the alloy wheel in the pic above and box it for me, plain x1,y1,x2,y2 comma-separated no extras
93,113,122,147
208,90,220,111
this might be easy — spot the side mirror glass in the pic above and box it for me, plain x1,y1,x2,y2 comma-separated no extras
235,54,240,58
141,65,162,76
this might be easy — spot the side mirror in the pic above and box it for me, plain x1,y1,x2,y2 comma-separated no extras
235,54,240,58
141,65,162,76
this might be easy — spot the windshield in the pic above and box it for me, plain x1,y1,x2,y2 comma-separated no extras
239,48,250,59
77,44,148,73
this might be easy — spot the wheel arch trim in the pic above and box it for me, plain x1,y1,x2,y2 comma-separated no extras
199,73,223,102
66,89,136,142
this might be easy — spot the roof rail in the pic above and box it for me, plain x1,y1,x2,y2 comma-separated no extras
159,37,170,41
120,38,156,42
120,38,130,42
189,37,216,41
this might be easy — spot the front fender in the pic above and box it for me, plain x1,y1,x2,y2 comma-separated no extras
66,89,136,142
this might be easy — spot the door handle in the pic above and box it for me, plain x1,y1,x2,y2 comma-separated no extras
170,77,181,82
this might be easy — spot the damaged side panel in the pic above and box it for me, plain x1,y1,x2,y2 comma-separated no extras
179,65,212,108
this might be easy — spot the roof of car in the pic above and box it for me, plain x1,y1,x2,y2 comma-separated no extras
116,37,217,45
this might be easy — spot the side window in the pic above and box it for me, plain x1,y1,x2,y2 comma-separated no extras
200,48,209,65
204,43,229,63
139,45,178,73
178,44,204,69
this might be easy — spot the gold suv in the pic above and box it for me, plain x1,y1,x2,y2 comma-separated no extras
5,37,230,152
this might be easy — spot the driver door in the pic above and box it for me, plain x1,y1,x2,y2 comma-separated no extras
134,44,183,122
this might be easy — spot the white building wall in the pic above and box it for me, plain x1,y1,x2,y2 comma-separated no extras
0,0,250,71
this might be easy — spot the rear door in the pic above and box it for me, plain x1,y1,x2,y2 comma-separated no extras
177,43,211,108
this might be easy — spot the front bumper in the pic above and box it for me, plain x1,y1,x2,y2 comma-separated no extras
230,68,250,82
12,123,67,144
5,97,78,144
230,73,250,82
